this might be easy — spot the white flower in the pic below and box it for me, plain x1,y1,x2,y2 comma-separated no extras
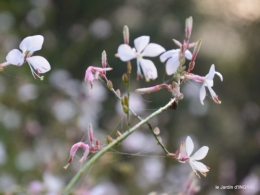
5,35,51,79
160,48,192,75
117,36,165,81
178,136,209,177
185,64,223,105
200,64,223,105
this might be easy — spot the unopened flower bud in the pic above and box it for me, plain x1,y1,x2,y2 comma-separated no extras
122,105,129,114
64,142,90,169
116,130,122,137
116,89,121,97
107,80,113,90
122,73,129,86
127,61,132,74
135,85,161,94
185,16,193,40
172,39,182,47
153,127,160,135
96,140,101,150
88,124,93,143
101,50,107,69
188,61,195,73
191,40,202,62
121,96,129,107
188,40,201,73
123,25,130,45
106,136,114,144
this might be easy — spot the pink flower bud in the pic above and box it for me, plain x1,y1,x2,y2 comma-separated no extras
185,16,193,40
101,50,107,69
84,66,113,89
64,142,90,169
172,39,182,47
123,25,130,45
188,40,202,73
185,73,205,83
88,124,93,143
135,84,172,94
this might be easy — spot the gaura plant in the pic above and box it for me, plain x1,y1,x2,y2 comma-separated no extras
63,16,223,194
0,16,223,194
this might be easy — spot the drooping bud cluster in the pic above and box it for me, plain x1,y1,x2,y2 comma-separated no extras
84,50,113,89
64,123,102,169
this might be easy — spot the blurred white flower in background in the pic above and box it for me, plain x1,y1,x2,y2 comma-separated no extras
0,141,7,165
89,19,112,39
15,150,36,171
18,83,38,102
52,100,77,123
89,181,119,195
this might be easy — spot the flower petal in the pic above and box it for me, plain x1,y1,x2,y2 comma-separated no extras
6,49,24,66
20,35,44,54
185,50,192,60
215,71,223,81
186,136,194,157
205,64,215,80
134,36,149,53
160,49,179,62
165,57,179,75
142,43,165,57
199,84,206,105
178,141,188,162
207,86,217,99
139,59,157,80
185,136,194,157
189,160,209,172
27,56,51,73
118,44,136,61
191,146,209,160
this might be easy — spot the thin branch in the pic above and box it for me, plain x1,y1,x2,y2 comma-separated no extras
63,98,176,194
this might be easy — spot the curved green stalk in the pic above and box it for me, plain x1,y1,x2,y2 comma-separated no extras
63,98,176,194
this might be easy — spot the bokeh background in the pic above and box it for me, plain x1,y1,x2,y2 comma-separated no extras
0,0,260,194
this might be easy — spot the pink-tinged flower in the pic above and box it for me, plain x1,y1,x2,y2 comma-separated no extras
135,83,172,94
185,64,223,105
178,136,209,178
160,47,192,76
117,36,165,81
84,66,112,89
64,142,90,169
160,16,196,76
3,35,50,80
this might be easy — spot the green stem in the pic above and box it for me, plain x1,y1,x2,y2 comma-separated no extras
63,98,176,194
